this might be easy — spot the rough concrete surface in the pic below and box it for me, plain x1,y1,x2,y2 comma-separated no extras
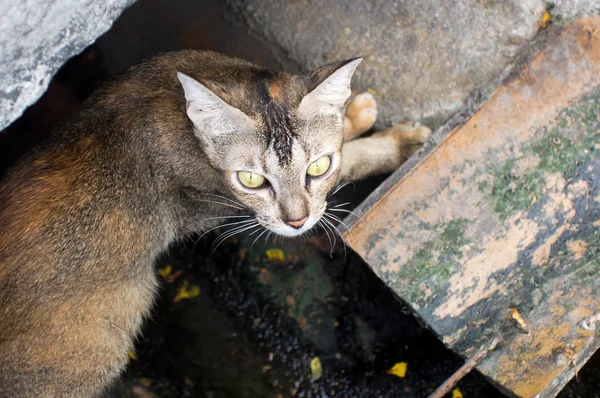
227,0,549,129
551,0,600,20
0,0,135,131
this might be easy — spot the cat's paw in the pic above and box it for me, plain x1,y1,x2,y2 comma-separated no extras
375,121,431,159
344,92,378,141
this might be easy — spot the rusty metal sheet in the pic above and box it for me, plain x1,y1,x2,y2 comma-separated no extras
345,18,600,398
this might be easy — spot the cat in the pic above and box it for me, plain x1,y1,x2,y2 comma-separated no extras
0,50,430,397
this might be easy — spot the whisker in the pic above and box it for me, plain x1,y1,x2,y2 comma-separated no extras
193,199,244,211
324,212,351,234
192,218,255,250
202,193,245,208
197,219,255,241
250,228,268,252
320,217,338,255
328,208,365,226
200,215,252,222
211,223,259,251
318,220,334,258
210,225,260,258
332,202,352,208
322,216,347,262
330,181,355,197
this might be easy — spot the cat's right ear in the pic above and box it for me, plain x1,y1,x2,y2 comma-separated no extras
298,58,362,118
177,72,253,138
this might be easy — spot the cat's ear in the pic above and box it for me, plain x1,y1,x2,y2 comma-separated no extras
298,58,362,117
177,72,253,137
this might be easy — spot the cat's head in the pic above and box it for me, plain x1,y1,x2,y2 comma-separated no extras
177,58,361,237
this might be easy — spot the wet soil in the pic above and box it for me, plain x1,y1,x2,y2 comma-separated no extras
1,0,599,397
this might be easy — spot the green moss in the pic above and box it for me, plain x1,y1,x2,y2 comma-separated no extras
480,85,600,223
396,218,470,304
486,161,544,223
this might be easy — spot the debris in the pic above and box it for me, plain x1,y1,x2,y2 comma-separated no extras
310,356,323,380
539,10,552,29
387,362,408,378
128,350,137,361
265,248,285,263
510,308,529,333
429,338,500,398
452,387,464,398
173,281,200,303
157,265,182,283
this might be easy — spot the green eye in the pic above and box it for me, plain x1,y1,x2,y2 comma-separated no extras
307,155,331,177
237,171,266,189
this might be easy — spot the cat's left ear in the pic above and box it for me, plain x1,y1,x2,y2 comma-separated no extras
177,72,253,138
298,58,362,117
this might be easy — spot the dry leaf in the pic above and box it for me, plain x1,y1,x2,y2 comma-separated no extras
157,265,182,283
452,387,463,398
265,248,285,263
387,362,408,378
310,356,323,380
173,281,200,303
539,10,551,29
128,350,137,361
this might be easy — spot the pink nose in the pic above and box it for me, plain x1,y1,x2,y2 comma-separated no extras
287,216,308,229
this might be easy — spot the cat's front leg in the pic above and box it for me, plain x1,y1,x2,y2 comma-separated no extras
338,121,431,183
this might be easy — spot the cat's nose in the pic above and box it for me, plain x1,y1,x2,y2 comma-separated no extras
286,215,308,229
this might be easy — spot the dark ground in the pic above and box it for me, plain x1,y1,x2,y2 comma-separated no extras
1,0,599,396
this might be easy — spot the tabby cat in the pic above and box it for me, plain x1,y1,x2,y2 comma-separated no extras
0,50,430,397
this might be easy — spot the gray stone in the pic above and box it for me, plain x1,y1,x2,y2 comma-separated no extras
551,0,600,21
0,0,135,131
227,0,548,129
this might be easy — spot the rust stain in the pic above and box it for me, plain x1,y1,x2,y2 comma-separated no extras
532,225,568,266
345,17,600,397
434,218,538,319
566,239,588,260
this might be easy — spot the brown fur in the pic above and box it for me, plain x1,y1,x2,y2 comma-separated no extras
0,50,428,397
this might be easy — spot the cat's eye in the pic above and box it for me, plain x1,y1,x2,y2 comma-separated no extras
306,155,331,177
237,171,266,189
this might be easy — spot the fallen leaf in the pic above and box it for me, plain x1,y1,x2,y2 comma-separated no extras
387,362,408,378
173,281,200,303
265,248,285,263
139,378,152,387
158,265,172,278
452,387,463,398
368,88,377,95
539,10,551,29
310,356,323,380
128,350,137,361
157,265,182,283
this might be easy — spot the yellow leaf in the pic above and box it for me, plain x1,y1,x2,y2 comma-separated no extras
368,88,377,95
310,357,323,380
387,362,408,378
158,265,172,278
452,387,463,398
265,248,285,263
173,281,200,303
157,265,182,283
539,10,551,29
128,350,137,360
